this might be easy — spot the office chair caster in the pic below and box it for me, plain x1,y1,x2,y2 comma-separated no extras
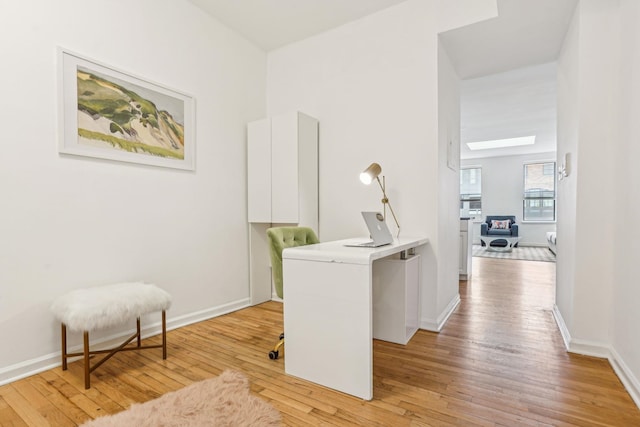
268,350,279,360
279,333,284,340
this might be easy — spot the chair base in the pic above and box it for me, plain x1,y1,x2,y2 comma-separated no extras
268,333,284,360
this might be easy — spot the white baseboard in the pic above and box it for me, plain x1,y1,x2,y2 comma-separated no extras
609,347,640,409
168,298,251,331
552,304,571,350
420,294,461,332
0,353,60,387
0,298,251,387
567,338,611,359
552,304,640,409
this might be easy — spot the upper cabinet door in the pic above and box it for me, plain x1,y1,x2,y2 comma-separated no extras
271,112,300,223
247,118,271,223
247,111,318,227
295,113,319,229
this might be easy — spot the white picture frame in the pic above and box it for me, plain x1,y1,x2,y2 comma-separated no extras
57,48,196,170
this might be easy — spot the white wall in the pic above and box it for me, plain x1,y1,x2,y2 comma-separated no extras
554,0,619,349
265,0,491,330
0,0,266,383
555,3,579,334
570,0,618,347
555,0,640,407
613,0,640,403
460,153,557,246
437,40,463,321
266,0,440,329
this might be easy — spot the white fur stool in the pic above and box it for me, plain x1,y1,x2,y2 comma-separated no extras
51,282,172,389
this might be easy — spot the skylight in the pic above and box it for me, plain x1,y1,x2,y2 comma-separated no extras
466,136,536,150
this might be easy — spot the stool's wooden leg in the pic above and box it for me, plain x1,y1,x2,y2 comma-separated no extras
61,324,68,371
162,310,167,359
83,331,90,389
136,317,141,347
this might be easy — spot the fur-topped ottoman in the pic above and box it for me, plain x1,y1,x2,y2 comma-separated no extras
51,282,171,389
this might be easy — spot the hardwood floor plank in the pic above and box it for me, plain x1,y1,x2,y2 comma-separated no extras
259,388,315,414
13,379,77,427
253,377,337,414
0,385,50,427
1,257,639,426
0,394,29,427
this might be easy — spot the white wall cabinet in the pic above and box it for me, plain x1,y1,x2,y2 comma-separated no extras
248,111,318,225
247,111,319,304
247,118,272,223
459,219,473,280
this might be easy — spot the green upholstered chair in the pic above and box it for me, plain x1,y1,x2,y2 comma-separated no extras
266,226,319,360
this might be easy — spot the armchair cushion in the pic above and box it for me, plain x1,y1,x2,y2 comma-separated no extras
487,229,512,236
491,219,511,230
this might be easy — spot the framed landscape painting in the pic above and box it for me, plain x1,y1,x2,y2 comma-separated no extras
58,48,195,170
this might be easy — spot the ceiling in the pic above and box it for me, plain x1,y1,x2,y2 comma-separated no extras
190,0,578,160
188,0,408,51
440,0,577,160
459,62,558,160
439,0,578,80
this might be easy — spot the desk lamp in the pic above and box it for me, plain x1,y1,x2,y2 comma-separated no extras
359,162,400,237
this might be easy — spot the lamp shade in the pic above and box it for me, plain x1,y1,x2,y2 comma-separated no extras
359,163,382,185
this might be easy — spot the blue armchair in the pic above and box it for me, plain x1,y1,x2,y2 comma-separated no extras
481,215,519,247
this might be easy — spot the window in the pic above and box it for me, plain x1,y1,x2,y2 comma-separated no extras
460,167,482,218
523,162,556,221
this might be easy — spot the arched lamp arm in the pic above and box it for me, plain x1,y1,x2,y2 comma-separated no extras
376,176,400,238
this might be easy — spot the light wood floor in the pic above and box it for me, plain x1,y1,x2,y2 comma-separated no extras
2,257,639,426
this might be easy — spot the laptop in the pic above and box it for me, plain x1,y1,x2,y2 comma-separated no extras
344,211,394,247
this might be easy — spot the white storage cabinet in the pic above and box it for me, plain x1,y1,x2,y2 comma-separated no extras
247,111,318,304
372,255,421,345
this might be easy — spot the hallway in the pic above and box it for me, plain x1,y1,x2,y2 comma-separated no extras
396,256,639,425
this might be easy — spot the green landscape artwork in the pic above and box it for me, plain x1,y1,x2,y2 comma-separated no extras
76,66,185,160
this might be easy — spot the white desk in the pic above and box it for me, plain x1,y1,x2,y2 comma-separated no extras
282,237,429,400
